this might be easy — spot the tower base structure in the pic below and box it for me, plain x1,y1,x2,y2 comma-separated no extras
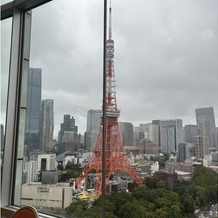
76,118,143,196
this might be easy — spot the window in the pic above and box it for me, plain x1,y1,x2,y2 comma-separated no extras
1,0,217,217
1,18,12,165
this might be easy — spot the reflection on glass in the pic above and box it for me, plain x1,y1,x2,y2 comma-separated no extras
0,0,12,6
1,18,12,157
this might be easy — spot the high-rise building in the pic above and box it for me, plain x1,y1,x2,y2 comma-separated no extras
196,107,217,153
177,143,194,162
119,122,134,147
134,126,145,146
23,160,38,183
147,123,159,148
40,99,54,152
193,135,203,158
152,119,183,154
184,124,200,144
85,109,100,151
136,139,158,154
58,114,81,153
86,109,100,133
58,114,78,142
25,68,42,154
134,123,159,148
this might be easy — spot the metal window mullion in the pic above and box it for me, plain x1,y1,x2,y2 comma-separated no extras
1,7,31,207
13,10,32,206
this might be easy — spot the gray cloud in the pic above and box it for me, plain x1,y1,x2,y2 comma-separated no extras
1,0,217,137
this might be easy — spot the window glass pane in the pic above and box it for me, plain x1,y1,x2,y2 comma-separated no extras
21,0,103,216
18,0,217,217
1,18,12,163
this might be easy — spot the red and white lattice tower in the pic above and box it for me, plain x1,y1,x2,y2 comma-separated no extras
76,4,143,196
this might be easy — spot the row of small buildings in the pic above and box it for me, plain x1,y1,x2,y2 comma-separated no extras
21,150,218,209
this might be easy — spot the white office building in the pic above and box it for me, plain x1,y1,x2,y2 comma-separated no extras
38,154,56,172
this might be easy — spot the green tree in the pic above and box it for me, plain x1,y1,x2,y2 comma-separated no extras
192,166,218,187
132,186,148,200
145,177,160,189
110,191,132,216
180,194,194,214
118,201,147,218
169,205,182,218
156,181,165,189
154,207,170,218
66,200,88,217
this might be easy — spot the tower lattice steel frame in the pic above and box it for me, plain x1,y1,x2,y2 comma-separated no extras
76,4,143,196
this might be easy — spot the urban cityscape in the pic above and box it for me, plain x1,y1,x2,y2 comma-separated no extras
1,0,217,217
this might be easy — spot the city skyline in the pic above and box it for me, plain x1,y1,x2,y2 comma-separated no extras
52,106,217,140
1,0,217,138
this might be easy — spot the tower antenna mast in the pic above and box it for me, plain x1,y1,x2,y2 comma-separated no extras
109,0,112,39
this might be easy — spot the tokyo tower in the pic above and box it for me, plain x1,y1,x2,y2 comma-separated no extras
76,3,143,196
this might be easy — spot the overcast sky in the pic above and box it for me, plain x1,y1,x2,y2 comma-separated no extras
1,0,217,138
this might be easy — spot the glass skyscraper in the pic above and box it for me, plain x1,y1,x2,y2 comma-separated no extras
85,109,100,151
25,68,42,156
196,107,217,153
153,119,183,154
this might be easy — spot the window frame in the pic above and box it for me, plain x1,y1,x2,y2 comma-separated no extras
1,1,108,217
1,0,52,209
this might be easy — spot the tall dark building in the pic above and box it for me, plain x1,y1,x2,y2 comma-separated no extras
196,107,217,153
25,68,42,155
40,99,54,152
58,114,80,153
58,114,78,142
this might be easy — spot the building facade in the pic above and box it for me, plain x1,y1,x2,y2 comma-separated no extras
58,114,81,153
85,109,100,151
37,154,56,172
153,119,183,154
177,143,194,162
23,160,38,183
196,107,217,153
40,99,54,152
134,123,159,148
25,68,42,155
21,182,72,209
184,124,200,144
193,135,204,158
154,171,178,191
119,122,134,147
